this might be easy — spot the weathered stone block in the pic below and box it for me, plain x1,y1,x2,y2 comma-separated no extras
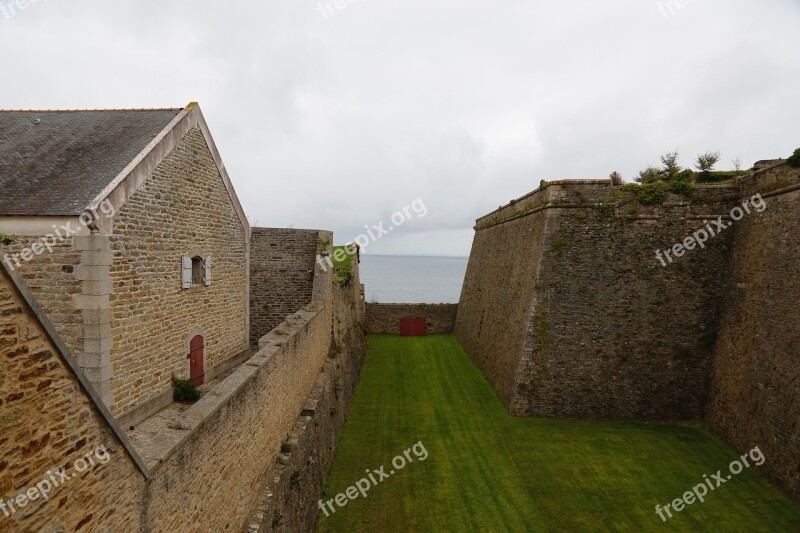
75,265,111,281
73,236,111,252
83,309,112,325
81,251,114,266
82,280,113,295
73,294,111,310
77,350,111,369
84,336,113,353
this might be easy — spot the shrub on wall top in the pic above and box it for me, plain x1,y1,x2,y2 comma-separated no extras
173,377,201,404
787,148,800,169
667,180,695,198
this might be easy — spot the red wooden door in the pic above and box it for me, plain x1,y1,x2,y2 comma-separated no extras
400,317,427,337
189,335,205,386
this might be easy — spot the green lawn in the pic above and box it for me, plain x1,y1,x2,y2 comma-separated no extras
318,335,800,532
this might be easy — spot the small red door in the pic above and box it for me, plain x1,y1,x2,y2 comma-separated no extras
400,317,426,337
189,335,205,386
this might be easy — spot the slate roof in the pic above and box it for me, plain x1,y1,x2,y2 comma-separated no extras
0,109,183,215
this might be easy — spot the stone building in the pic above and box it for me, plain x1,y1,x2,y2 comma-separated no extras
0,104,251,424
0,104,367,531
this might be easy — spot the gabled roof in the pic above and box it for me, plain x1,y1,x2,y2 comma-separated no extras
0,104,250,240
0,109,183,215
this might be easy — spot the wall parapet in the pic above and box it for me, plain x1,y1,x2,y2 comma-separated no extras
475,179,742,231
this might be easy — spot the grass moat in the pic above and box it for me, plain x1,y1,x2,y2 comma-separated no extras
318,335,800,532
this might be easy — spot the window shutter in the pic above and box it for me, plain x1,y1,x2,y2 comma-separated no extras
182,256,192,289
203,255,212,286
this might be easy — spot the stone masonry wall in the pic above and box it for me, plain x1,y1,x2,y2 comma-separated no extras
142,302,332,531
456,181,737,418
250,228,319,346
0,265,145,532
108,125,249,418
1,230,368,531
366,303,458,334
2,237,82,361
248,260,367,532
707,163,800,503
454,185,556,409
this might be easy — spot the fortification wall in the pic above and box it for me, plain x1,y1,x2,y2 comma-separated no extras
250,228,321,346
454,185,557,409
248,274,367,532
456,180,737,418
707,163,800,502
367,303,458,334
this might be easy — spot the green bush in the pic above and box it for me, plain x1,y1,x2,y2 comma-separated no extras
671,169,695,182
787,148,800,169
620,183,667,205
695,170,745,184
172,377,200,404
660,151,682,179
695,151,721,173
638,183,667,204
635,166,663,184
667,180,695,198
596,203,615,220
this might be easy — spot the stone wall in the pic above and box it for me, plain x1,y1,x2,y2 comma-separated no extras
142,301,333,531
706,163,800,502
456,180,736,418
1,230,368,530
366,303,458,334
0,261,146,532
108,125,249,418
247,264,367,532
1,237,82,362
456,169,800,504
250,228,321,346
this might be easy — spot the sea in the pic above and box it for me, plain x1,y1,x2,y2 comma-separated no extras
358,255,468,304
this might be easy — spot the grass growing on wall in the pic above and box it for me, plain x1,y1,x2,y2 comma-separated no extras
332,245,356,286
318,335,800,532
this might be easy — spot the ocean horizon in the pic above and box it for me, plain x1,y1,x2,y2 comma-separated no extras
359,254,468,304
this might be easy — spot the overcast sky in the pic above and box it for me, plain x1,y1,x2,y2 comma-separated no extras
2,1,799,257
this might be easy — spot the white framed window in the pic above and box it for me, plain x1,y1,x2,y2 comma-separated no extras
182,254,212,289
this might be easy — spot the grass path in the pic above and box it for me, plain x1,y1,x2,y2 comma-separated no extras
317,335,800,532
